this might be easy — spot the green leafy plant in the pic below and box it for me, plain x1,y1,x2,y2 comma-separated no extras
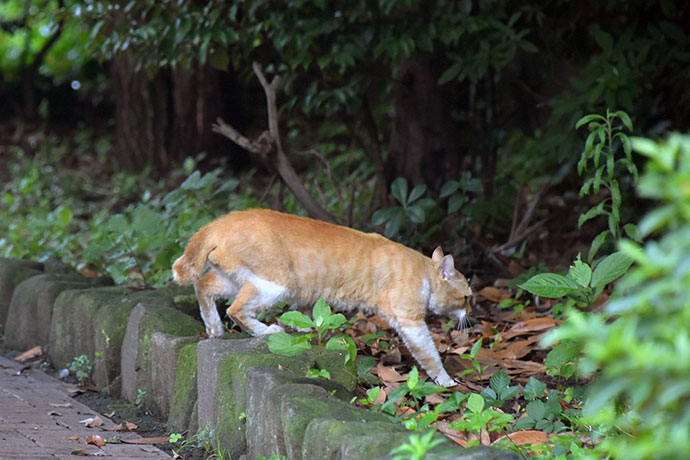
513,390,568,433
439,172,483,217
372,177,437,239
380,366,446,430
459,337,486,377
576,109,638,260
135,388,147,407
519,252,632,306
480,371,520,408
545,133,690,460
68,354,93,385
266,299,356,367
94,328,112,394
449,393,514,442
389,429,447,460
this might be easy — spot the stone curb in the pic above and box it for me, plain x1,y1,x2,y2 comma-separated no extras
0,258,518,460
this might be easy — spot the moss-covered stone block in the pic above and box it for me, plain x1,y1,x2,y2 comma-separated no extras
150,333,200,420
4,273,112,350
302,418,409,460
167,340,200,433
245,366,355,459
49,286,196,391
278,384,392,460
120,302,203,407
0,258,42,328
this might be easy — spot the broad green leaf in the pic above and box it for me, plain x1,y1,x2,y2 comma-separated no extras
417,412,439,429
384,209,403,238
591,252,633,288
278,311,314,329
107,214,129,233
439,62,463,85
568,255,592,288
371,207,397,226
490,370,510,393
391,177,408,206
407,184,427,203
305,368,330,379
587,230,609,262
519,273,582,298
436,391,470,413
470,337,483,358
265,332,313,356
544,341,581,376
578,201,607,228
321,312,347,330
614,110,633,132
440,181,460,198
525,399,546,420
466,393,485,413
407,366,419,390
312,298,331,327
58,207,73,226
523,377,547,400
576,113,606,129
326,334,356,365
406,204,425,224
448,194,467,214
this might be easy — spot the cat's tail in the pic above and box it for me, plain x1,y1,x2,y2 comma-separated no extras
171,227,216,285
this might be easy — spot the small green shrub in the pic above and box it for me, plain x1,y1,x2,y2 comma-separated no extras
545,133,690,459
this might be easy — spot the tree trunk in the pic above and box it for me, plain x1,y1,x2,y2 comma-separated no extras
386,54,461,192
110,52,228,175
110,49,170,173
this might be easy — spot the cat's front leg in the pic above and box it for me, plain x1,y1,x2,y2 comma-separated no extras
397,323,458,388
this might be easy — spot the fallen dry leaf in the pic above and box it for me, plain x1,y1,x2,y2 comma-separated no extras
47,410,62,416
80,416,104,428
503,317,557,339
436,421,468,447
68,435,80,441
478,286,512,303
126,421,138,431
141,447,159,453
71,449,96,456
121,436,171,444
495,430,549,446
14,345,42,362
85,434,105,447
63,384,85,396
375,362,406,384
104,423,124,432
172,449,182,459
104,411,115,417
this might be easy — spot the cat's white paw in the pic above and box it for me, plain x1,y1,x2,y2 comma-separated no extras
206,324,224,338
434,375,459,388
265,324,284,334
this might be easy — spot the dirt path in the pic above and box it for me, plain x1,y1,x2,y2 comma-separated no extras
0,355,171,459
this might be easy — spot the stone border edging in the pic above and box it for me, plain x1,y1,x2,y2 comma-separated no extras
0,258,518,460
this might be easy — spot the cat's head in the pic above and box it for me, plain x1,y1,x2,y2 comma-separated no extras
429,246,472,321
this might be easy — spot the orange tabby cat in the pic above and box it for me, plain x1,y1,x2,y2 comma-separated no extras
172,208,471,387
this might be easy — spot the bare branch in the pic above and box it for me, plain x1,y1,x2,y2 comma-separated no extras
212,118,270,157
213,63,337,224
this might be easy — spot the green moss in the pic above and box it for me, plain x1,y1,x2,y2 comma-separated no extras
136,308,204,409
168,341,200,432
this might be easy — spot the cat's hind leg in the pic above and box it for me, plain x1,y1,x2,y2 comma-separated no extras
194,270,232,338
226,282,284,336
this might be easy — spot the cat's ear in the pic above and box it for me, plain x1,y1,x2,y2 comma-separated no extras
439,254,455,280
432,246,444,263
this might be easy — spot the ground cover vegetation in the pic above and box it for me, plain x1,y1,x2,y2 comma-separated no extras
1,0,690,458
